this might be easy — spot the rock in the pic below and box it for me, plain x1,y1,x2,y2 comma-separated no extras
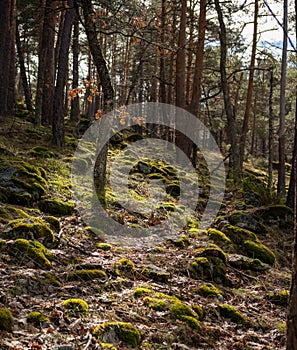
243,240,276,266
141,265,170,283
218,304,250,326
228,254,270,272
39,198,75,215
63,299,89,316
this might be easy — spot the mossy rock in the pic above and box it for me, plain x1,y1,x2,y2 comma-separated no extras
42,216,60,232
42,273,62,287
0,204,29,224
104,278,133,291
143,297,168,311
134,287,153,298
171,235,190,248
194,246,227,265
27,311,50,327
100,344,118,350
221,224,259,245
196,282,223,298
0,308,13,331
170,301,201,331
63,298,89,315
227,210,266,234
192,304,204,320
39,198,75,215
243,240,276,265
254,205,293,228
67,269,107,281
28,146,55,158
218,304,249,326
0,239,7,251
207,228,232,246
228,254,269,272
141,266,170,283
10,239,54,270
190,254,226,284
96,242,112,251
3,217,55,246
267,290,289,306
93,322,142,348
117,258,135,272
180,315,202,331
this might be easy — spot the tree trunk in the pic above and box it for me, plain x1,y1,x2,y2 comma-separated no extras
239,0,258,167
52,0,75,147
268,68,274,188
0,0,16,117
70,14,80,123
16,21,33,112
278,0,288,198
214,0,240,178
80,0,114,193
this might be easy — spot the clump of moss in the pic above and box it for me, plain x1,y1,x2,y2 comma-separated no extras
93,322,142,348
0,239,7,251
141,266,170,283
117,258,135,272
96,242,112,251
63,298,89,315
191,246,227,283
171,235,190,248
28,146,55,158
42,273,62,287
221,224,258,245
42,216,60,232
11,239,54,270
0,204,29,224
100,344,118,350
170,301,202,331
152,246,164,253
134,287,153,298
67,269,107,281
39,198,75,215
27,311,50,327
4,217,55,245
143,297,168,311
180,315,202,331
0,308,13,331
196,282,223,298
228,254,269,272
207,228,232,245
243,240,276,265
267,290,289,306
192,304,204,320
218,304,249,326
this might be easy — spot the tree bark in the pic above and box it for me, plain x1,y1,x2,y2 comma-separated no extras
214,0,240,178
70,14,80,123
239,0,258,167
52,0,75,147
277,0,288,198
0,0,16,117
16,21,33,112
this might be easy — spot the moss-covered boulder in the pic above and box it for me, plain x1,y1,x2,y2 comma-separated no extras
3,217,55,246
10,239,54,270
0,308,13,331
93,322,142,348
196,282,223,298
134,287,153,298
0,160,47,206
169,301,202,331
207,228,232,246
218,304,249,326
227,210,267,234
143,297,168,311
141,265,170,283
67,269,107,281
27,311,50,327
117,258,135,273
39,198,75,215
221,224,259,245
63,298,89,316
96,242,112,251
0,204,29,224
243,240,276,265
253,205,293,228
228,254,270,272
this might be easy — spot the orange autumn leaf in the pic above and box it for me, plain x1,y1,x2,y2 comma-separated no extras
87,96,93,103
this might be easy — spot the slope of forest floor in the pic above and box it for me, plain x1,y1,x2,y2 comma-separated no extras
0,112,293,350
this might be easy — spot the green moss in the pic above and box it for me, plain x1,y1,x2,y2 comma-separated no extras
4,217,55,245
0,204,29,224
42,273,62,287
192,304,204,320
171,235,190,248
39,198,75,215
143,297,168,311
243,240,276,265
117,258,135,272
0,308,13,331
261,204,293,219
190,255,226,283
152,246,164,253
267,290,289,306
134,287,153,298
27,311,50,326
67,269,107,281
100,344,118,350
196,282,223,298
221,224,259,245
96,242,112,251
11,238,53,270
218,304,249,326
141,267,170,283
207,228,232,245
28,146,55,158
170,301,198,320
180,315,202,331
63,298,89,315
42,216,60,232
194,246,227,265
0,239,7,251
93,322,142,348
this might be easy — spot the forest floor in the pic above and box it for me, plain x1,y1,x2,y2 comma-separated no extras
0,110,293,350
